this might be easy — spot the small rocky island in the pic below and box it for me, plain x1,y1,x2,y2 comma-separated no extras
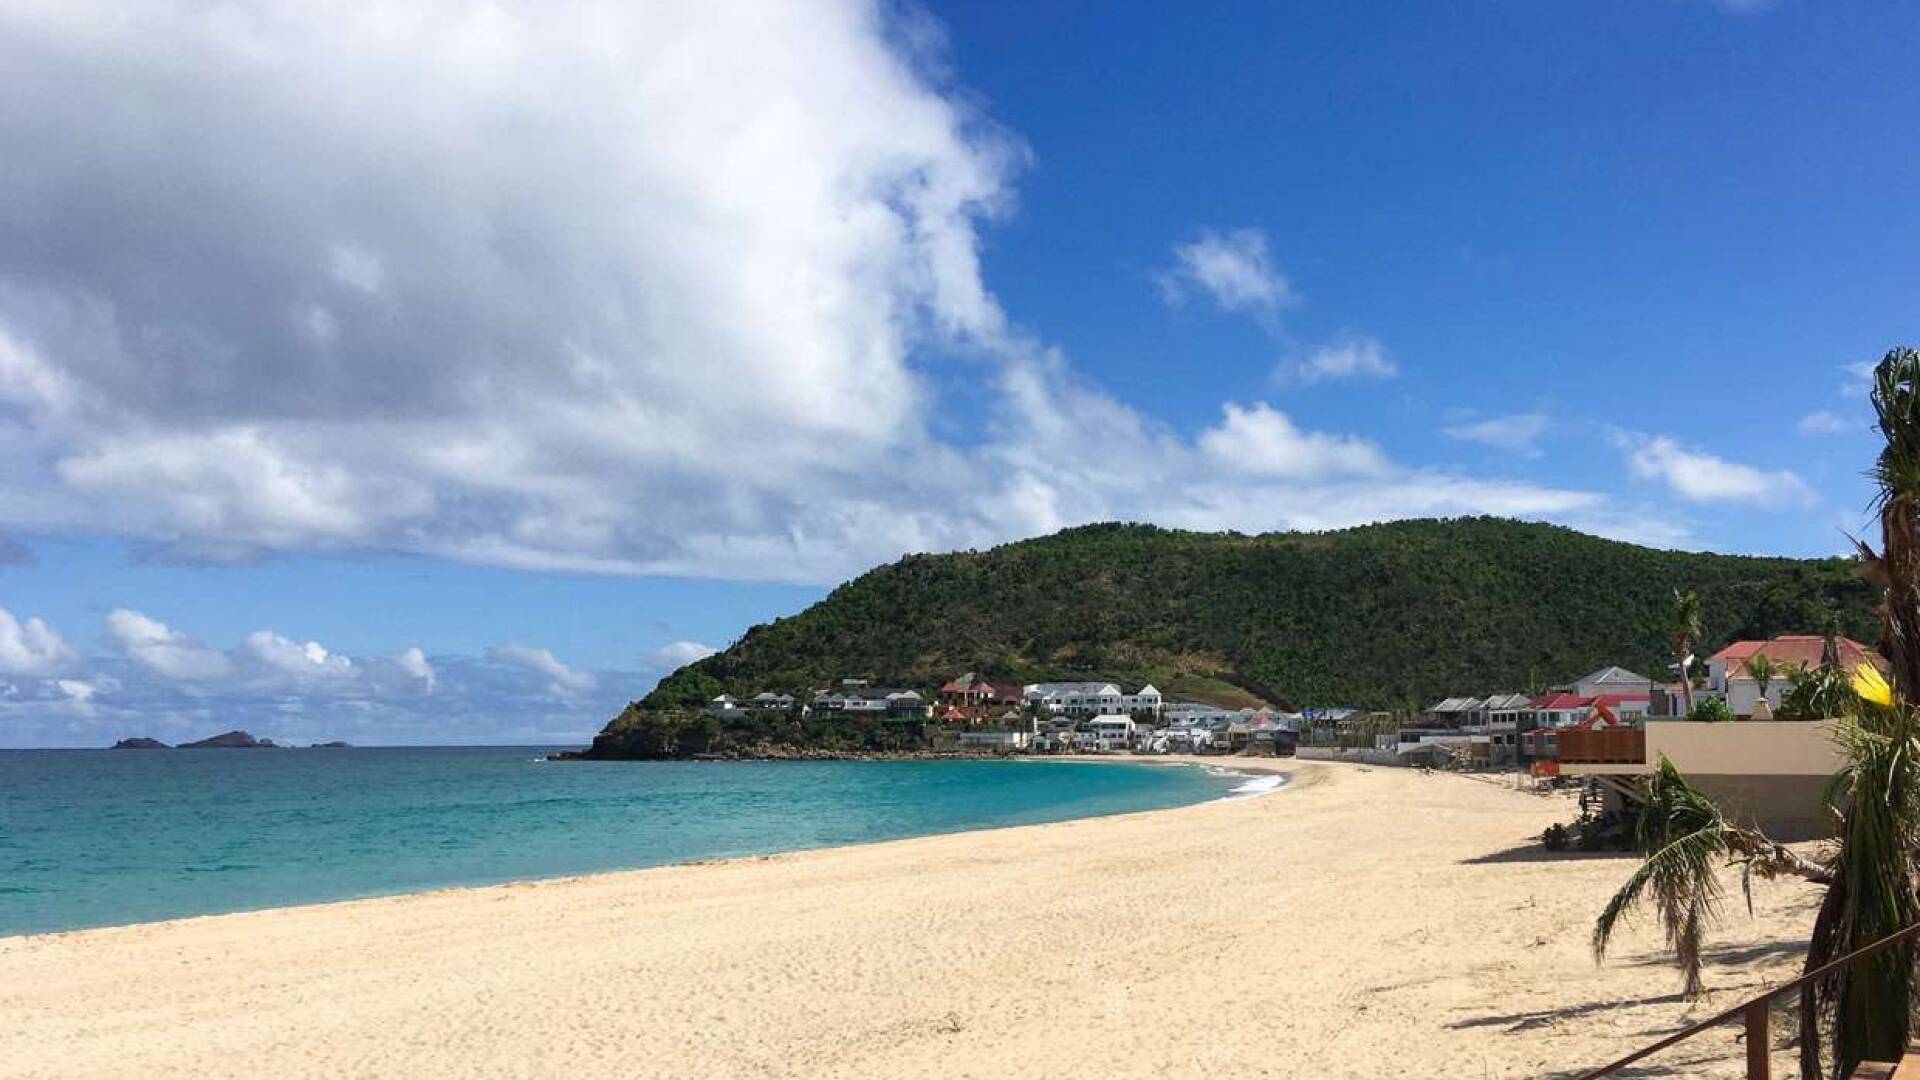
110,736,170,750
309,741,353,749
177,730,278,749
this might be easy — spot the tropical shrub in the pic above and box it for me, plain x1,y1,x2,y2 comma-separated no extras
1687,698,1734,723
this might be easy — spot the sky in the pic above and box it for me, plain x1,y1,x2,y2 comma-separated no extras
0,0,1915,746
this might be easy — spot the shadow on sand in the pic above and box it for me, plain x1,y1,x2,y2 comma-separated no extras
1461,966,1804,1079
1459,842,1638,866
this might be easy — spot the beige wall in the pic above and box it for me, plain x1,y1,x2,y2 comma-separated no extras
1644,720,1843,777
1639,720,1844,841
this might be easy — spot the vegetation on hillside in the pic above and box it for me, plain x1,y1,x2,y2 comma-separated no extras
637,517,1875,713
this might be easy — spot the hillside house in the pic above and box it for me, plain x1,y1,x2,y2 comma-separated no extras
1024,682,1163,719
811,686,929,719
1706,634,1886,718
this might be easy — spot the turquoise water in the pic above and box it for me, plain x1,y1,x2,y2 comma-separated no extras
0,748,1248,937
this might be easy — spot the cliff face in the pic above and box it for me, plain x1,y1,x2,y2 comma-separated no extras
632,517,1876,714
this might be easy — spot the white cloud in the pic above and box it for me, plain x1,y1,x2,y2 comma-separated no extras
1798,410,1848,436
242,630,354,681
1617,433,1815,507
1283,336,1398,385
1443,413,1549,453
649,640,718,671
488,643,597,697
1198,403,1389,481
395,646,436,692
0,606,73,675
1157,228,1293,314
0,0,1620,589
1840,361,1877,397
105,608,233,681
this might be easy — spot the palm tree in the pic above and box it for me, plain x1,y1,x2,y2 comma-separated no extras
1744,653,1782,716
1593,755,1825,997
1596,348,1920,1079
1670,589,1704,715
1798,669,1920,1078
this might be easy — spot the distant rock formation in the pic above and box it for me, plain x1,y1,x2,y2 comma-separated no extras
309,741,353,748
110,737,170,750
177,730,277,749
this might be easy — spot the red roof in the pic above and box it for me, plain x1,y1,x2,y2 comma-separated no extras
1709,640,1766,667
1711,635,1886,677
1531,691,1649,712
1569,702,1622,731
1532,691,1588,711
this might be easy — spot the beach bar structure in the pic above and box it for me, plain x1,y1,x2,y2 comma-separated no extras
1558,720,1845,840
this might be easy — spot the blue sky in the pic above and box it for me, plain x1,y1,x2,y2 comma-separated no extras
0,0,1912,745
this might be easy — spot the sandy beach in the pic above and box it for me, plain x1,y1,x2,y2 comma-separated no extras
0,758,1824,1079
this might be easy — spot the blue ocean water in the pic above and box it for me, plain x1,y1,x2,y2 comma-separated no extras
0,748,1248,937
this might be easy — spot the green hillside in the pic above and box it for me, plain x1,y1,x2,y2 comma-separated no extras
630,517,1877,715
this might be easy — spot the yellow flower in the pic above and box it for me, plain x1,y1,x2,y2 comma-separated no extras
1853,664,1894,707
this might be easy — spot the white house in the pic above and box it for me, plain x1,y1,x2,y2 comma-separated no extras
1088,714,1137,750
811,687,928,718
1024,682,1163,718
1706,635,1886,718
1568,666,1656,699
957,729,1031,751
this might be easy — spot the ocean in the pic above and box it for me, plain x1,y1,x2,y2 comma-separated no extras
0,748,1258,937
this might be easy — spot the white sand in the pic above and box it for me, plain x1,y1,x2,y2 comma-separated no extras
0,758,1824,1079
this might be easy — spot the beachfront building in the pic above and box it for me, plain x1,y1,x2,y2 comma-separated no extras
956,728,1032,751
1557,709,1845,840
1024,682,1163,719
1088,715,1137,750
1424,696,1481,726
1414,692,1536,765
1705,634,1885,718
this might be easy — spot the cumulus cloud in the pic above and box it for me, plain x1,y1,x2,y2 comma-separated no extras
0,606,73,675
1798,410,1848,436
395,646,436,692
1617,433,1815,507
1,613,634,747
1198,403,1389,480
1443,413,1549,453
1282,336,1398,385
649,640,718,671
105,609,234,681
1157,228,1293,313
488,643,597,697
241,630,355,681
0,0,1615,588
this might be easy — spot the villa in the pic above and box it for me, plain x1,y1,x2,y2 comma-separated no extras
1087,715,1137,751
1705,633,1885,718
1024,682,1163,719
937,672,1026,710
811,686,930,719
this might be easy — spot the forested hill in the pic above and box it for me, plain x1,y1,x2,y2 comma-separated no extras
635,518,1879,713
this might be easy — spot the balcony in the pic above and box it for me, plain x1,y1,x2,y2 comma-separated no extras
1557,728,1646,766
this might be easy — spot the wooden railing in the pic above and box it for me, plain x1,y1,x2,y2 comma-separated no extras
1574,920,1920,1079
1556,728,1646,765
